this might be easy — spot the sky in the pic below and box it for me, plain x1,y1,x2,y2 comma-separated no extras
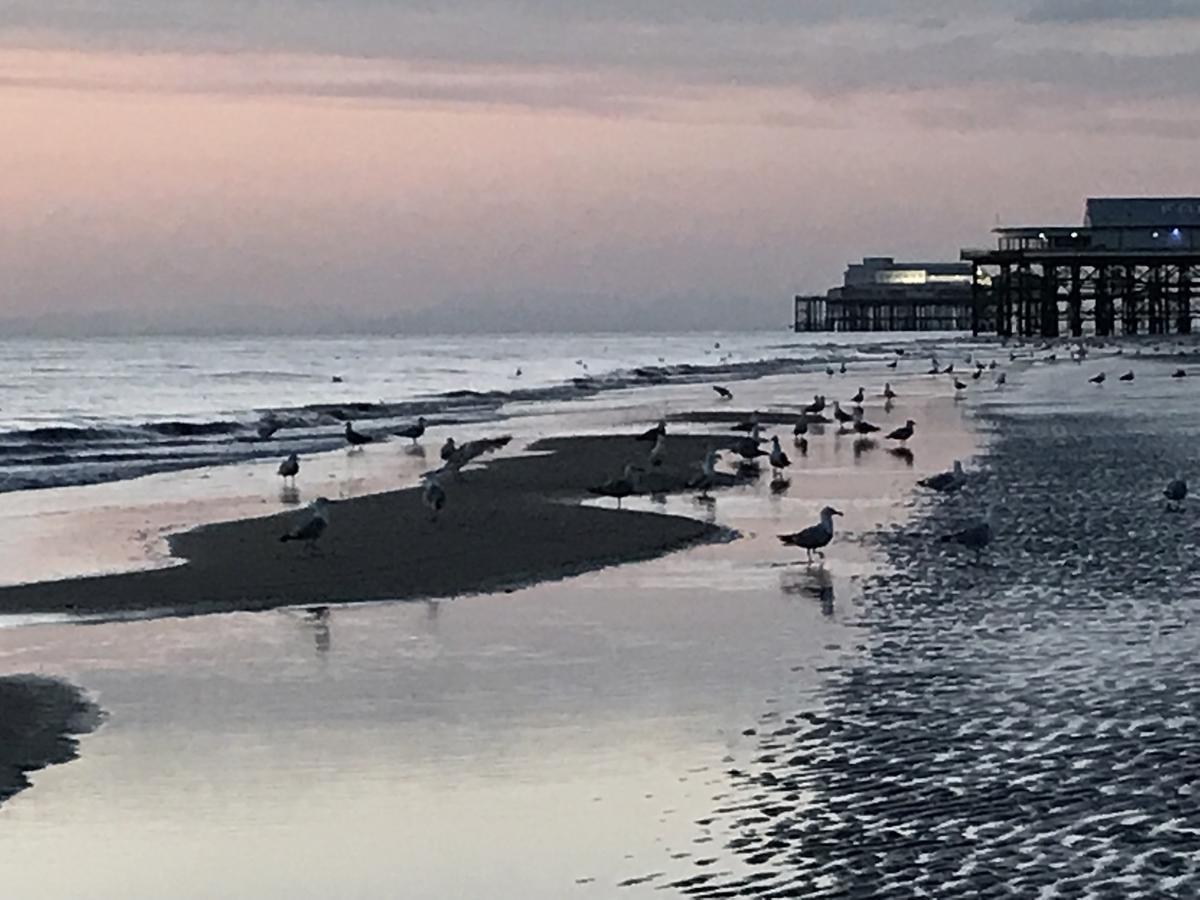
2,1,1200,334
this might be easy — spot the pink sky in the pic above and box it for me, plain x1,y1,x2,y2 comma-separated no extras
3,5,1200,332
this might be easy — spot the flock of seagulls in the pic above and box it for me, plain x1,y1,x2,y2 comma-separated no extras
272,339,1194,566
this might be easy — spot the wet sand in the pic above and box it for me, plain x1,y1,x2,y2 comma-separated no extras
0,434,752,618
0,676,101,806
660,355,1200,897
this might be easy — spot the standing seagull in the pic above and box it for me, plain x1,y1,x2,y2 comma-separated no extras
589,465,641,508
279,497,331,554
804,396,826,415
712,385,734,401
832,401,855,425
394,416,427,445
778,506,843,562
995,372,1007,387
422,473,447,521
769,436,791,478
277,452,300,484
849,387,865,404
918,460,966,493
882,383,897,400
649,433,667,468
852,409,880,435
1089,372,1106,385
953,378,967,392
1119,370,1135,382
637,419,666,442
691,449,722,499
1164,477,1188,511
886,419,916,443
940,508,994,561
344,422,373,449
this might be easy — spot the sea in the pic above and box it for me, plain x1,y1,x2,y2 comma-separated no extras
0,331,957,494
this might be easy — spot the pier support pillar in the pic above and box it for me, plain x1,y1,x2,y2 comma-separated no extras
1180,266,1194,334
1040,264,1059,337
1068,265,1083,337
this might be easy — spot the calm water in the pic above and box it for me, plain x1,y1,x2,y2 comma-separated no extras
0,340,984,898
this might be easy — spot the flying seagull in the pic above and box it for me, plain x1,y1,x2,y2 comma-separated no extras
395,416,427,444
440,434,512,476
344,422,373,448
712,385,733,400
918,459,965,493
589,464,641,508
278,452,299,484
886,420,916,442
280,497,331,554
778,506,843,562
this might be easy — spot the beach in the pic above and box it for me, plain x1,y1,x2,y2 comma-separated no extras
3,336,1199,897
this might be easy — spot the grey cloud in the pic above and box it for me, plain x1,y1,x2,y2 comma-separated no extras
1024,0,1200,23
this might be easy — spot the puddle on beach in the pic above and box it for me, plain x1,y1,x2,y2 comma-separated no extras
0,362,981,898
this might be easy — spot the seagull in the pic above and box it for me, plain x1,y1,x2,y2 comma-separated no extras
769,436,791,477
257,417,281,440
803,396,826,415
943,363,955,375
927,358,941,375
691,449,722,499
441,435,512,476
886,419,915,442
1119,371,1134,382
778,506,843,562
995,372,1008,386
649,433,667,468
279,497,331,554
1089,372,1106,385
733,412,761,433
852,409,880,434
849,387,864,404
839,361,848,374
971,367,983,381
918,459,965,493
1165,477,1188,510
953,378,967,391
886,359,898,370
825,365,836,377
712,385,733,400
589,465,641,508
882,383,896,400
637,419,666,442
793,415,809,437
733,436,766,461
394,416,427,444
1173,368,1188,379
940,508,994,560
277,452,299,484
344,422,373,448
832,401,854,425
421,473,447,521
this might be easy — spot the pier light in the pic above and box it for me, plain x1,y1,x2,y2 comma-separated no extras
1070,231,1079,238
1171,227,1183,241
1153,231,1161,239
1038,232,1047,240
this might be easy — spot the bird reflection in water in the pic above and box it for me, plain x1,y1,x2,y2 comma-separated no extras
852,437,876,460
279,485,302,505
769,476,790,495
888,446,915,467
304,606,331,654
403,444,427,459
780,567,835,618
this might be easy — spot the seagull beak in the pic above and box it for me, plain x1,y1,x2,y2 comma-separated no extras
832,508,844,516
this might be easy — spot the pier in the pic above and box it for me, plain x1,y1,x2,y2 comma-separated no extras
964,198,1200,337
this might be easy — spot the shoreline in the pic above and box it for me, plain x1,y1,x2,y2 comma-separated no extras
661,360,1200,896
0,675,102,807
0,433,746,620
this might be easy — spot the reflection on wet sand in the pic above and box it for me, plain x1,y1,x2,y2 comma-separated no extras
779,566,835,618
